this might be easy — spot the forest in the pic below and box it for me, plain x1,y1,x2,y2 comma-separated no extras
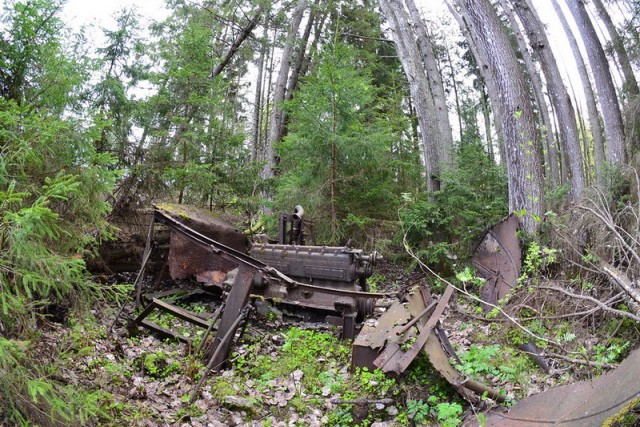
1,0,640,425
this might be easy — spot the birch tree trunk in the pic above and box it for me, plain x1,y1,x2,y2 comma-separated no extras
452,0,544,233
512,0,585,199
551,0,606,180
380,0,442,192
565,0,626,165
261,0,306,182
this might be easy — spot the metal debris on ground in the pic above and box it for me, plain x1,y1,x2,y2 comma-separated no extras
128,204,389,374
487,347,640,426
351,284,506,404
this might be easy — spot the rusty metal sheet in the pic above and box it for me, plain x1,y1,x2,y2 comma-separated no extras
351,302,413,371
203,264,254,369
375,286,454,374
156,203,249,252
403,288,483,403
487,347,640,426
472,214,521,308
168,231,238,282
158,204,248,284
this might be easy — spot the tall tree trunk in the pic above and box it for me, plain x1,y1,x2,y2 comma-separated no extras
565,0,626,165
512,0,585,199
480,86,495,162
380,0,442,192
444,0,498,163
497,0,561,186
404,0,453,170
285,1,317,102
443,41,463,144
262,0,307,182
261,25,278,162
591,0,639,97
551,0,606,180
251,14,269,162
453,0,544,233
209,9,261,79
331,102,338,238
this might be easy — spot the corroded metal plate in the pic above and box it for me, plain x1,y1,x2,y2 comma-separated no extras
472,214,521,307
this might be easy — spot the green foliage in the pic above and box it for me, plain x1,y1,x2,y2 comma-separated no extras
0,1,117,332
591,341,631,364
0,3,119,424
434,401,463,427
139,1,261,215
406,399,431,424
0,337,107,425
137,351,181,379
366,273,386,292
400,142,508,266
274,41,409,244
519,241,558,285
456,344,531,394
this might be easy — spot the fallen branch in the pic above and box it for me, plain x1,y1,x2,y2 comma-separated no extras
544,352,617,369
599,261,640,311
330,398,394,405
401,233,561,347
539,284,640,322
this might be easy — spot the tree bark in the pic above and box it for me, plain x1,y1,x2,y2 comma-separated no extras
565,0,626,165
285,1,317,102
497,0,560,186
262,0,307,182
590,0,639,97
443,41,463,144
512,0,585,199
444,0,499,163
404,0,453,170
209,9,261,79
452,0,544,233
380,0,443,192
551,0,606,180
251,14,269,162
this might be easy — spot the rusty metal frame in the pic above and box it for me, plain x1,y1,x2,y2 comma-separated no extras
131,206,394,368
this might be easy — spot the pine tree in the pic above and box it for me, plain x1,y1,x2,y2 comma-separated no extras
274,42,398,243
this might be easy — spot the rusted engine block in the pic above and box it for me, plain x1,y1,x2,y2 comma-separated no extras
250,243,378,318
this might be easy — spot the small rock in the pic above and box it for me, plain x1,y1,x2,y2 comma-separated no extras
229,414,244,426
292,369,304,381
223,395,254,413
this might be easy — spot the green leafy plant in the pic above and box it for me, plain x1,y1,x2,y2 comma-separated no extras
400,142,508,266
406,399,431,424
519,241,558,285
434,402,463,427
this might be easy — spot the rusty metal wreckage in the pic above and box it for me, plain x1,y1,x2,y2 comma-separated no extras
114,205,640,425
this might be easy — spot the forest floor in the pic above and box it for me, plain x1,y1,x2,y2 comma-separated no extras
30,253,640,427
